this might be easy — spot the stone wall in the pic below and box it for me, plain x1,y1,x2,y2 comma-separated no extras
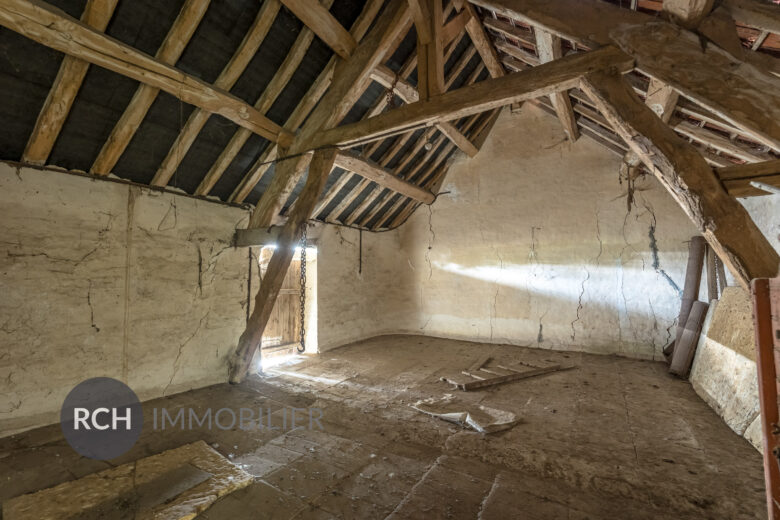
0,164,251,435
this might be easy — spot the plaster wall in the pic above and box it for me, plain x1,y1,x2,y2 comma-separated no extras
315,225,416,352
398,106,701,360
0,164,251,435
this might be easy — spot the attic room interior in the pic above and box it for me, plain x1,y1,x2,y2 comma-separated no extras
0,0,779,517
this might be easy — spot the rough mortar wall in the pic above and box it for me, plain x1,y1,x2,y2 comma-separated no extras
398,106,751,360
316,225,416,352
0,164,250,435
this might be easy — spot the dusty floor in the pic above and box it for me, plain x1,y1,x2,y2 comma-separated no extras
0,335,766,519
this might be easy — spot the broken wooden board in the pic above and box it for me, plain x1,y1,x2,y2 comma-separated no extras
2,441,252,520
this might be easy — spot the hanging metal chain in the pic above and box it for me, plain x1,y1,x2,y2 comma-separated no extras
297,224,307,353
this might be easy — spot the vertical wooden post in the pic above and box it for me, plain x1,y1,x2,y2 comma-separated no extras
751,277,780,520
229,148,338,383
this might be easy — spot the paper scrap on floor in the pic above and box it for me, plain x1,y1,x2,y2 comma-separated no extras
412,394,519,433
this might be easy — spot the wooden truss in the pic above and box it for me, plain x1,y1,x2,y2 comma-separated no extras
0,1,777,390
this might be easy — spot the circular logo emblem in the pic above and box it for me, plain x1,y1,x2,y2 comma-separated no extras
60,377,143,460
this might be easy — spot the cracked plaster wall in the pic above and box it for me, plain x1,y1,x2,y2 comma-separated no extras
396,106,776,360
0,164,251,435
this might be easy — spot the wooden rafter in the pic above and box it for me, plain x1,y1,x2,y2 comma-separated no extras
336,60,486,226
333,151,435,203
0,0,294,146
226,0,385,203
21,0,118,165
248,0,413,229
144,0,282,186
371,65,479,157
189,0,334,194
416,0,445,101
580,70,779,287
470,0,780,152
453,1,505,78
279,0,356,59
309,46,634,151
91,0,210,176
534,28,578,141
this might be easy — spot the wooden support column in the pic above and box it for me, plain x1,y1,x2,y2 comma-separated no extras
534,28,578,141
22,0,118,165
228,147,338,384
580,71,779,287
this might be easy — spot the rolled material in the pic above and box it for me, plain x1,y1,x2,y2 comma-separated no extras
669,300,709,377
675,236,706,347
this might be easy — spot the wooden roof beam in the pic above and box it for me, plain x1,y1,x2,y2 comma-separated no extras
534,28,578,141
191,0,334,194
416,0,445,101
309,46,634,151
453,0,505,78
280,0,356,59
580,70,779,287
717,159,780,197
334,151,435,203
229,147,339,384
469,0,780,152
91,0,210,176
21,0,118,165
145,0,282,187
371,65,479,157
227,0,385,203
0,0,294,146
248,0,413,229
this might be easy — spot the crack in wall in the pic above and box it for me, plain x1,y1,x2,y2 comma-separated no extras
162,311,210,397
157,199,178,231
87,280,100,333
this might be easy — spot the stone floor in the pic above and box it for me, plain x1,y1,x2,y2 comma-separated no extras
0,335,767,519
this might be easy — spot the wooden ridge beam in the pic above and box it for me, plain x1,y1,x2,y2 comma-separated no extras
91,0,210,176
534,28,578,141
280,0,356,59
228,0,384,203
144,0,281,186
0,0,294,147
22,0,118,165
248,0,413,229
580,70,779,287
228,147,339,384
334,151,435,203
309,46,634,151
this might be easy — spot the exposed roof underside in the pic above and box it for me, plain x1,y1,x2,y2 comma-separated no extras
0,0,777,232
0,0,494,230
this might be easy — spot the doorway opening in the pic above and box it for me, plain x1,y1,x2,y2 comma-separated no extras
256,245,318,371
